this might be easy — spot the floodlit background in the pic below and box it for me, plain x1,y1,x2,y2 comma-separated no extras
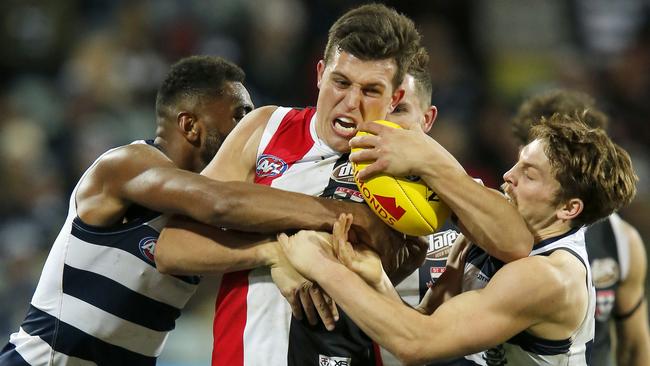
1,1,648,364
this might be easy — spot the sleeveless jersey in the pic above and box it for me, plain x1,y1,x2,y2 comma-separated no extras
0,140,200,366
587,214,630,366
211,107,378,366
461,227,595,366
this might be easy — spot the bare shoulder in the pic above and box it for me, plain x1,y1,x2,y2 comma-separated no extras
76,142,173,224
488,253,586,315
616,216,646,262
202,105,279,181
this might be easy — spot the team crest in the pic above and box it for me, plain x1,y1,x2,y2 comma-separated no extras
591,257,620,288
256,154,288,178
139,237,157,263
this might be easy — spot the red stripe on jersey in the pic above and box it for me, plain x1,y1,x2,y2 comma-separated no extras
254,108,317,185
212,270,250,366
373,342,384,366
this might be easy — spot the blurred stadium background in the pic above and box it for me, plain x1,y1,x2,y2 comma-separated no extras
0,0,648,364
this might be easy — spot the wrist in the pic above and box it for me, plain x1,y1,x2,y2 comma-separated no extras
257,241,281,267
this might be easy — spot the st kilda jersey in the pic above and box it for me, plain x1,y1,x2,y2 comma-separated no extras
211,107,379,366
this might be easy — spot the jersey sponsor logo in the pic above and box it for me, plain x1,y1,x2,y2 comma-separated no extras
334,186,364,203
426,230,459,260
256,154,288,178
591,257,619,288
318,354,351,366
331,162,355,184
139,236,157,263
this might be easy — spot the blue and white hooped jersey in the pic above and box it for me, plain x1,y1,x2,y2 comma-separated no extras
462,227,595,366
0,141,200,366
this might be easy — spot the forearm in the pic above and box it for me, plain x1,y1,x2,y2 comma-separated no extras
418,141,532,261
203,182,365,233
155,216,277,275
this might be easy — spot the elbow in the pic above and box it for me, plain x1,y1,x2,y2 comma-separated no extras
154,233,182,275
390,336,431,366
395,347,428,366
154,245,175,274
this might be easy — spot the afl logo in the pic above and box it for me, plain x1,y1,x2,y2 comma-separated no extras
256,154,288,178
139,237,157,263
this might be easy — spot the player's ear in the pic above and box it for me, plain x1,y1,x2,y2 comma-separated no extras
389,87,405,112
317,60,326,89
557,198,583,221
422,106,437,133
178,112,200,143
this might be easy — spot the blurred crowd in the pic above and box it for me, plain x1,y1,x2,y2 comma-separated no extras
1,0,649,364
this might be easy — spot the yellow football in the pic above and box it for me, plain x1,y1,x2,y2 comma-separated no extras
352,120,450,236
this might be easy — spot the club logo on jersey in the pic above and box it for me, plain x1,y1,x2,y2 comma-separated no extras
256,154,288,178
595,289,615,321
426,230,459,260
331,162,355,184
139,237,157,263
318,354,351,366
591,257,619,288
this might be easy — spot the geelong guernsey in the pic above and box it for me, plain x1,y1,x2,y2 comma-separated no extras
0,141,199,366
462,227,595,366
211,107,378,366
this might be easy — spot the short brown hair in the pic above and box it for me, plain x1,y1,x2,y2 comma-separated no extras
408,47,433,108
530,114,637,227
512,89,609,145
323,3,420,90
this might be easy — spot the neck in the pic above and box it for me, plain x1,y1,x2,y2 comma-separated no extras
153,135,194,171
532,220,575,243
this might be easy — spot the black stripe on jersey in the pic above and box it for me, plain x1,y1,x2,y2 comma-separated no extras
585,218,618,271
63,264,180,331
20,305,156,365
71,219,199,285
507,330,571,355
585,339,593,365
0,342,30,366
320,153,364,203
72,210,160,235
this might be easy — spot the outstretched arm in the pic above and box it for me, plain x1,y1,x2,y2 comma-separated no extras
280,226,563,365
349,121,533,262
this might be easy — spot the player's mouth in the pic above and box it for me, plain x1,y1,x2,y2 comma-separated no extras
501,183,517,205
332,116,357,138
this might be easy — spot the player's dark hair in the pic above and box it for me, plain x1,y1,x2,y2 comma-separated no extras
512,89,609,145
155,56,245,118
324,3,420,89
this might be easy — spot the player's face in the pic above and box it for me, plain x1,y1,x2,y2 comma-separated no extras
388,74,435,132
501,139,563,235
199,81,254,166
315,50,403,153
